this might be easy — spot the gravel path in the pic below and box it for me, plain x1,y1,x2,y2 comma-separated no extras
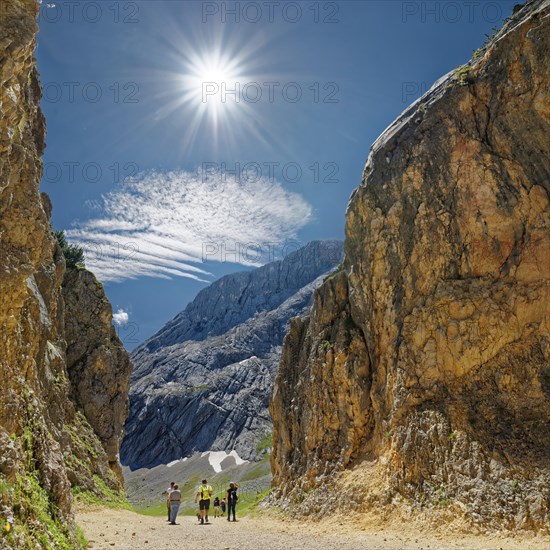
76,508,549,550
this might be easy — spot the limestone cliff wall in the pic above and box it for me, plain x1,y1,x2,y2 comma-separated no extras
271,0,550,532
0,1,131,547
63,269,131,484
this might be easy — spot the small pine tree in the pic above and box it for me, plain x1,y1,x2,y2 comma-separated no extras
54,230,85,269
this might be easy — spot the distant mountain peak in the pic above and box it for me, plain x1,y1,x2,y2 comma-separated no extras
122,240,343,469
135,240,343,356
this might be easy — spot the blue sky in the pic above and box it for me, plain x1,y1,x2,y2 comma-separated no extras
36,0,517,348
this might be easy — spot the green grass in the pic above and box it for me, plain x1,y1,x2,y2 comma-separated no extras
132,458,272,519
0,425,89,549
66,411,101,458
256,432,273,453
238,455,271,483
75,525,88,549
237,487,272,516
133,474,205,517
71,475,132,510
0,472,82,550
438,497,453,507
135,492,271,519
324,261,346,282
134,501,167,517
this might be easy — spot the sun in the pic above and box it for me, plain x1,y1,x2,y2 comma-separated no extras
182,50,243,120
144,28,277,156
201,63,232,86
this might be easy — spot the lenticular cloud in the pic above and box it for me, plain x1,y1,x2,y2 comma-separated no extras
67,169,313,282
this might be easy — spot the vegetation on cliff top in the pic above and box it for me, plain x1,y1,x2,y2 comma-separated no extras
54,230,85,270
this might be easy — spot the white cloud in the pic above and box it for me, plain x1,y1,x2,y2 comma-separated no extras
112,309,129,326
67,169,313,282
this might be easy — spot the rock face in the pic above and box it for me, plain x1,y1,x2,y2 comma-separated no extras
0,1,131,547
122,241,343,469
63,269,131,484
271,0,550,532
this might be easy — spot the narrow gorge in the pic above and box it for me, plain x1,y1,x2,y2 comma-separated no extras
1,0,549,546
123,240,343,470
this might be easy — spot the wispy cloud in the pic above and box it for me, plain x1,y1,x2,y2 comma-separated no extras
112,309,129,326
67,169,313,282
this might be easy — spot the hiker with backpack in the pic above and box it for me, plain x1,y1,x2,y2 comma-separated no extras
226,482,239,522
194,479,213,524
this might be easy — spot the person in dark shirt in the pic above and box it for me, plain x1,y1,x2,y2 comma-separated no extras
226,482,239,522
213,496,220,518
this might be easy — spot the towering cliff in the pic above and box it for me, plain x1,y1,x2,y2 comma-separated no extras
63,269,131,486
123,241,343,469
0,1,131,548
271,0,550,532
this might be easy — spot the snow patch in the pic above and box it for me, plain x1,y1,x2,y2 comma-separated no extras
201,451,248,473
166,457,188,468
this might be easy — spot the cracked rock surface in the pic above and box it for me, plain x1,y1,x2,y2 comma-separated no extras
0,1,131,546
271,0,550,532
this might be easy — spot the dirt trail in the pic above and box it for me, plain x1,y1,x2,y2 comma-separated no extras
76,508,549,550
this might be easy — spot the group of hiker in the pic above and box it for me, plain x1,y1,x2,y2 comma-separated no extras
163,479,239,525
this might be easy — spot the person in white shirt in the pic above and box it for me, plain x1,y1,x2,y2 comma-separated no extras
168,484,182,525
162,482,175,522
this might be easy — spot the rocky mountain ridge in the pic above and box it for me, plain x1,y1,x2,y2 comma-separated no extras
122,240,343,469
137,240,344,354
271,0,550,532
